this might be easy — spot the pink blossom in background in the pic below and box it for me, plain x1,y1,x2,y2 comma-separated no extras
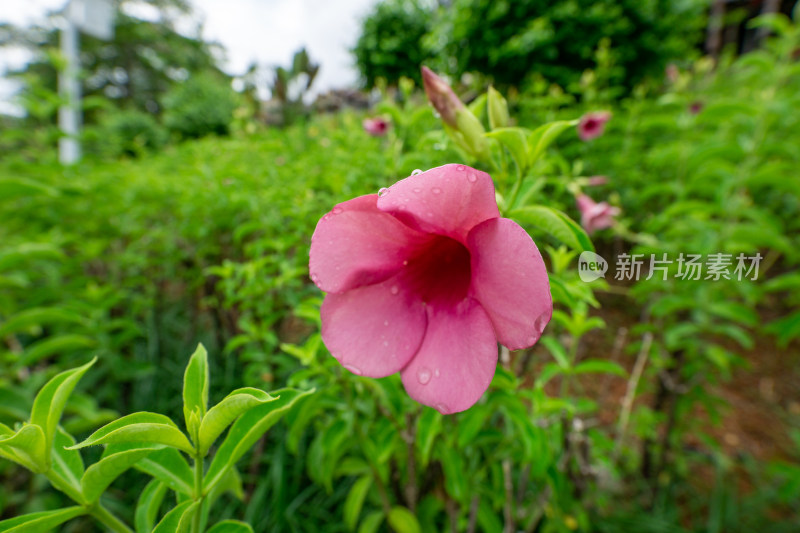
665,63,680,84
586,175,609,187
421,66,465,128
689,101,704,114
363,117,389,137
576,194,620,234
309,164,552,414
577,111,612,141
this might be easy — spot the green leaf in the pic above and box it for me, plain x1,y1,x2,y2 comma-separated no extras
765,311,800,348
440,449,467,502
357,511,384,533
198,387,276,455
206,520,254,533
81,444,160,503
486,127,528,171
344,475,372,531
0,243,64,272
152,500,199,533
0,307,85,338
207,467,244,507
135,479,169,533
539,337,570,369
30,358,96,464
511,205,594,253
18,335,96,367
204,388,314,492
387,507,422,533
535,362,564,389
527,120,578,163
456,403,491,448
477,498,504,533
415,408,442,468
134,446,194,495
0,178,59,201
67,412,194,454
571,360,626,377
0,387,30,421
49,428,85,503
0,424,47,473
183,343,210,433
0,507,85,533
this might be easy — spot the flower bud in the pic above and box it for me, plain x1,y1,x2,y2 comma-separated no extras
487,86,509,129
421,66,464,128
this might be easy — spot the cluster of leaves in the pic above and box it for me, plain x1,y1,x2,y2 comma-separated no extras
354,0,707,92
0,344,311,532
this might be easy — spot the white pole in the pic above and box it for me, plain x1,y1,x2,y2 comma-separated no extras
58,13,80,165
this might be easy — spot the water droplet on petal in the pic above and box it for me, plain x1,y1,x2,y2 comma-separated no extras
432,187,442,194
384,320,389,326
526,335,537,346
435,403,450,414
390,285,399,295
402,260,408,266
412,187,422,194
378,187,390,197
434,368,440,377
456,165,466,171
383,340,389,347
411,169,423,175
467,172,478,183
417,367,431,385
331,206,343,214
344,364,362,375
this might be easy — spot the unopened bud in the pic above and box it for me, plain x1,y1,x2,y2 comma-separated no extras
421,66,464,128
487,86,509,129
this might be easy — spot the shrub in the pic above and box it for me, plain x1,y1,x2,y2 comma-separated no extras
162,74,239,139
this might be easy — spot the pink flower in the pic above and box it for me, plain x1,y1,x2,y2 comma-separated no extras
421,66,465,129
586,175,609,187
363,117,389,137
309,164,552,414
689,101,703,114
577,111,612,141
576,194,620,234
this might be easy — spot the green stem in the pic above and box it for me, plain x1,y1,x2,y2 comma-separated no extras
192,454,204,533
90,504,133,533
46,469,132,533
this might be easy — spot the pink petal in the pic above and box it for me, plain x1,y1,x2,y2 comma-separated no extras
309,194,428,294
321,276,428,378
467,218,552,350
377,164,500,243
400,299,497,414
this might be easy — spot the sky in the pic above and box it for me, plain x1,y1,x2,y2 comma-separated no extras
0,0,379,115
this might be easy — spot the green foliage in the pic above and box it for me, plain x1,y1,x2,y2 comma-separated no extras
162,74,240,139
0,346,310,533
355,0,706,92
353,0,432,87
98,110,168,157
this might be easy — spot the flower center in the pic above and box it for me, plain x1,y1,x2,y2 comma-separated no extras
405,235,472,306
